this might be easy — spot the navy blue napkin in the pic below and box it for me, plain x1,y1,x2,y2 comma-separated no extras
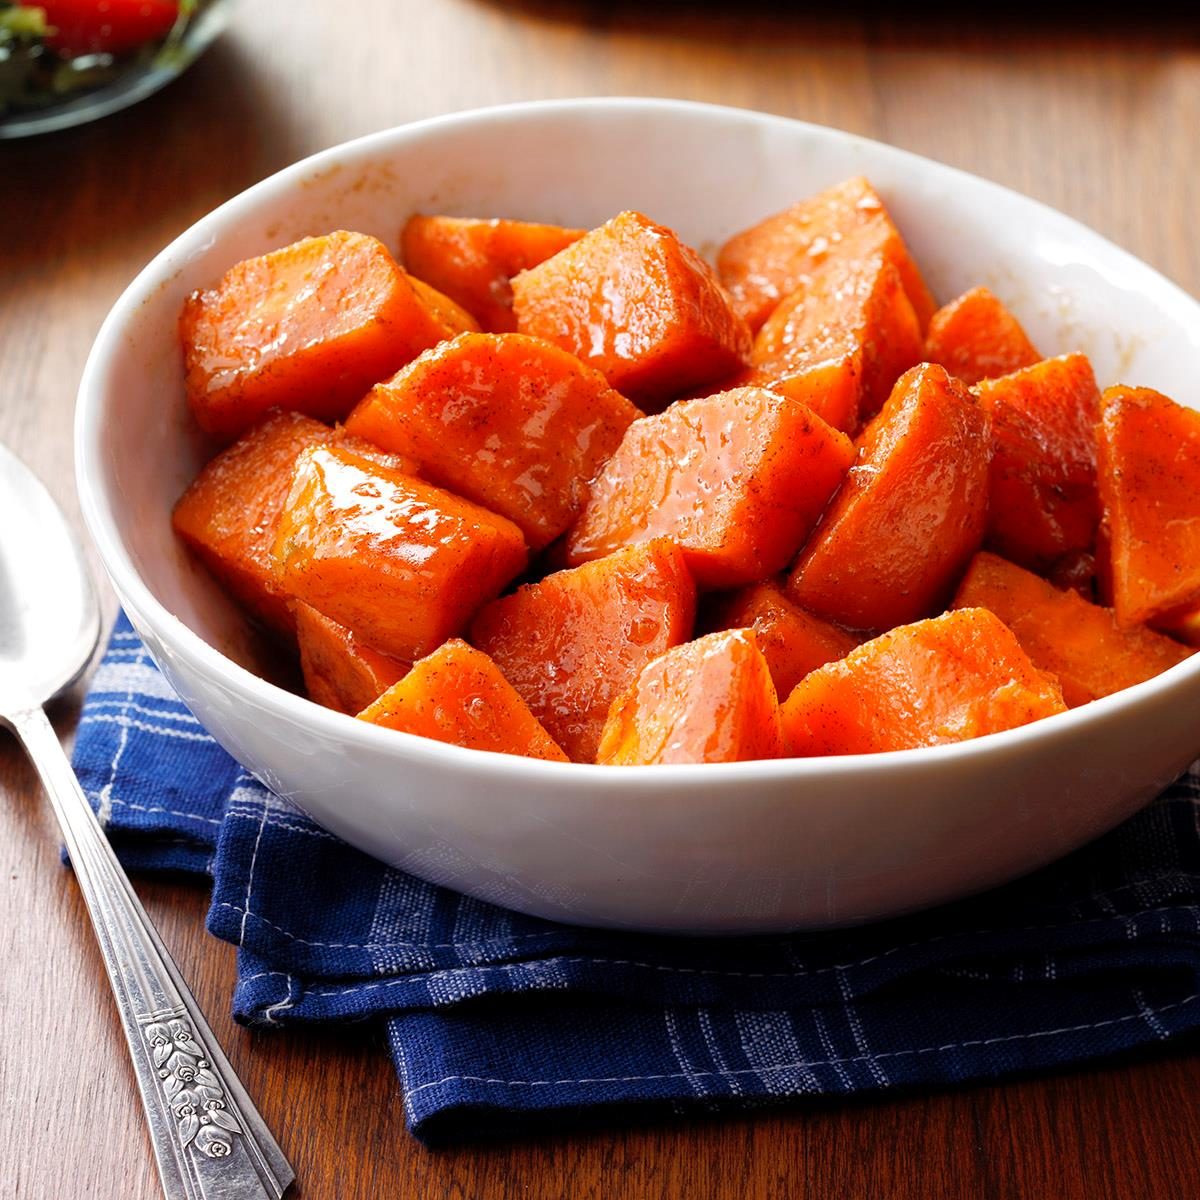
74,615,1200,1143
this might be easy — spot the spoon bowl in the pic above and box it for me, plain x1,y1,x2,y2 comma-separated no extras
0,443,100,712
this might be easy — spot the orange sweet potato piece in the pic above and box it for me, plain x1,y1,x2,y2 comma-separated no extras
751,238,924,426
295,602,410,715
747,359,861,437
470,540,696,762
705,580,858,698
1097,385,1200,627
358,639,568,761
180,231,478,439
566,387,854,589
676,361,860,436
511,210,752,406
788,363,990,632
924,287,1041,386
344,332,640,550
172,412,336,636
401,215,585,333
975,353,1100,574
717,177,936,333
408,276,482,336
951,552,1191,708
272,444,526,661
596,629,783,765
781,608,1066,756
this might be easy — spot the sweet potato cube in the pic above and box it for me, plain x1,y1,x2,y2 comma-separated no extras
272,444,526,661
781,608,1066,756
511,210,752,406
401,215,585,333
750,358,861,437
717,176,936,333
1097,385,1200,627
470,540,696,762
180,231,478,439
975,353,1101,573
567,387,854,589
172,412,336,635
788,363,990,633
344,332,640,550
951,552,1191,707
357,640,568,761
295,602,410,715
706,580,858,698
596,629,783,765
751,239,924,425
924,287,1041,386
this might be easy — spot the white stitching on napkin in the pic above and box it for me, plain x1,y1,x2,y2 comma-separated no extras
397,991,1200,1108
94,642,144,826
87,699,202,725
81,713,214,742
224,809,345,843
239,805,270,945
215,899,1200,964
263,974,296,1025
110,797,223,826
1132,988,1172,1039
239,971,291,987
836,968,889,1087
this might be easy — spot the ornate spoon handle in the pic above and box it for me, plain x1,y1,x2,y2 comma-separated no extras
7,704,294,1200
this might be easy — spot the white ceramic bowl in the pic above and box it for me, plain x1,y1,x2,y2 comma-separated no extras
76,98,1200,933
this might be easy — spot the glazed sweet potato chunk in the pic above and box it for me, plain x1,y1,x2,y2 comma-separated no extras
706,580,859,698
717,176,936,333
295,602,410,715
782,608,1066,756
272,444,526,661
596,629,783,765
975,353,1101,573
1097,385,1200,627
788,363,990,632
401,215,585,332
751,238,924,427
567,387,854,589
358,640,568,761
741,359,861,438
173,412,341,636
924,287,1041,386
344,333,640,549
511,210,752,406
952,552,1191,707
470,540,696,762
180,231,478,438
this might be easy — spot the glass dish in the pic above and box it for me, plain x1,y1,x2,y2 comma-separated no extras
0,0,231,139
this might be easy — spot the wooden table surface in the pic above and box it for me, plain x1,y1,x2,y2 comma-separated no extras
4,3,1200,1196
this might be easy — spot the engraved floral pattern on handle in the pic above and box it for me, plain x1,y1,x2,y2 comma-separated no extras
145,1017,242,1157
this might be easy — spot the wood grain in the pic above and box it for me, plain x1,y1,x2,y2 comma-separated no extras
3,3,1200,1196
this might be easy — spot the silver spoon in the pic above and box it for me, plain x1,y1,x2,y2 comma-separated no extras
0,443,293,1200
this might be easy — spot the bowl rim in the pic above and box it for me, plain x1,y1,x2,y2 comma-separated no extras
74,95,1200,789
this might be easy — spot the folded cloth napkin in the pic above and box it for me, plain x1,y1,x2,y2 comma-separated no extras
73,615,1200,1143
